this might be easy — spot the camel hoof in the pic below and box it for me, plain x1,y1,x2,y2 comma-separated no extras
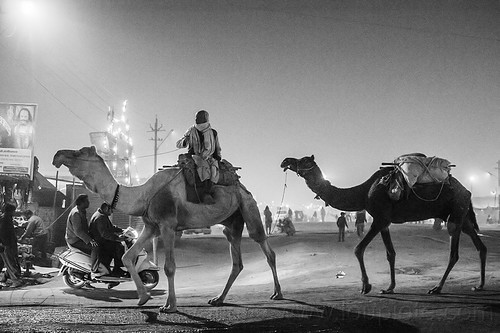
427,286,441,295
270,292,284,300
159,305,178,313
208,297,224,307
138,292,152,306
360,284,372,295
472,286,484,292
380,289,394,294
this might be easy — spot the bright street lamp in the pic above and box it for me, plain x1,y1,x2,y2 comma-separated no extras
469,175,476,196
20,0,37,18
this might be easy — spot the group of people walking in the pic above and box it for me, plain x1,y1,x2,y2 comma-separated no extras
336,210,367,242
262,205,368,242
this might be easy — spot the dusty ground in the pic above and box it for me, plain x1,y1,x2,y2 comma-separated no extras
0,222,499,332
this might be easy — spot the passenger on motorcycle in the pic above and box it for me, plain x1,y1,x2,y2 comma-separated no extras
89,203,129,278
65,194,100,274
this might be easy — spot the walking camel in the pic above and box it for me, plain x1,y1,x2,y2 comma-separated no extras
281,155,487,295
53,146,283,313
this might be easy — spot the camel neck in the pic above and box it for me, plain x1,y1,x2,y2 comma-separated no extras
302,168,368,212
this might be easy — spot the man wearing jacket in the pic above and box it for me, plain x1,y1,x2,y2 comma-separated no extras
89,203,128,277
19,210,48,260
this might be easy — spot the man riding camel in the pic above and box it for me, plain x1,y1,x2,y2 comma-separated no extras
176,110,222,203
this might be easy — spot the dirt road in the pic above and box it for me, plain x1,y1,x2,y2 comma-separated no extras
1,223,499,332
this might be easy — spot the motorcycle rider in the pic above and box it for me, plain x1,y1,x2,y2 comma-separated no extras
89,203,128,277
65,194,100,275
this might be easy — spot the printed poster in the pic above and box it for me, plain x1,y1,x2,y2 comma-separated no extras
0,103,37,179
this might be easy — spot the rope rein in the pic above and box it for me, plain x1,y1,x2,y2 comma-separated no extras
270,171,288,234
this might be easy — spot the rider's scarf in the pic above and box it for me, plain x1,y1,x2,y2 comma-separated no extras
188,122,219,183
190,122,216,160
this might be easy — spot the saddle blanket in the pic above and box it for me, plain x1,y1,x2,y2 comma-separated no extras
394,154,452,188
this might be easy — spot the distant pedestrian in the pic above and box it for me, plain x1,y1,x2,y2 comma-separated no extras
281,217,296,236
263,206,272,235
355,210,367,238
336,212,348,242
320,207,326,223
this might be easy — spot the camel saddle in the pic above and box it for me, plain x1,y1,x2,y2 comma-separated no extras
381,153,453,201
177,154,241,203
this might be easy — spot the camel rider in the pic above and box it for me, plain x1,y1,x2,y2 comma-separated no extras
176,110,222,196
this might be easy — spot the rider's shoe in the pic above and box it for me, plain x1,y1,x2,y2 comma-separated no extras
90,267,108,280
107,281,120,289
111,268,130,278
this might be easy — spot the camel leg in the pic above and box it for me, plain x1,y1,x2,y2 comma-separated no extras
461,221,487,291
240,200,283,301
379,227,397,294
158,225,177,313
257,238,283,300
354,225,382,294
208,226,243,306
428,222,461,294
122,222,156,306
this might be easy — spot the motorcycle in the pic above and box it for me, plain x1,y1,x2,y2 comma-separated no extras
57,227,159,290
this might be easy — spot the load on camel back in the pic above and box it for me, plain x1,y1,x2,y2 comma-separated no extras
52,146,283,313
381,153,454,201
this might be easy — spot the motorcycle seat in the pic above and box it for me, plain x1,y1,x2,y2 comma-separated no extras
67,244,90,257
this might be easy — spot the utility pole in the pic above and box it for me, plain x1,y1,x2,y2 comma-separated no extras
148,116,164,265
497,160,500,223
148,116,165,174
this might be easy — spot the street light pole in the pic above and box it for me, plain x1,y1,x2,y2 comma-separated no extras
497,160,500,223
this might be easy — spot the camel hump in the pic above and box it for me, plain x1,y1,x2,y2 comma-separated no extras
394,154,453,187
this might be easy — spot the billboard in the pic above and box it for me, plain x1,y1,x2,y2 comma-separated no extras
0,103,37,179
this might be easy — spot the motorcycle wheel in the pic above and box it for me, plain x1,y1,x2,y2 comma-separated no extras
63,269,86,289
139,270,159,290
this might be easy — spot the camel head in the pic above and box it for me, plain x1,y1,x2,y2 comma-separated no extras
52,146,110,192
281,155,318,177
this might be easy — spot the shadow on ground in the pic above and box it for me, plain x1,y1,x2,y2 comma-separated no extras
62,287,166,303
138,298,419,333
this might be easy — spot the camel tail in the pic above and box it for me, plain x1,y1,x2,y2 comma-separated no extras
468,202,479,232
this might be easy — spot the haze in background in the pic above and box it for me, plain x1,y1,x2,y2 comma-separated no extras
1,0,498,215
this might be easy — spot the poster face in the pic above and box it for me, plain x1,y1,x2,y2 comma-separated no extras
0,103,37,178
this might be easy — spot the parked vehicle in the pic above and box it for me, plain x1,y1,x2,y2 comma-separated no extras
275,208,289,222
183,227,211,235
